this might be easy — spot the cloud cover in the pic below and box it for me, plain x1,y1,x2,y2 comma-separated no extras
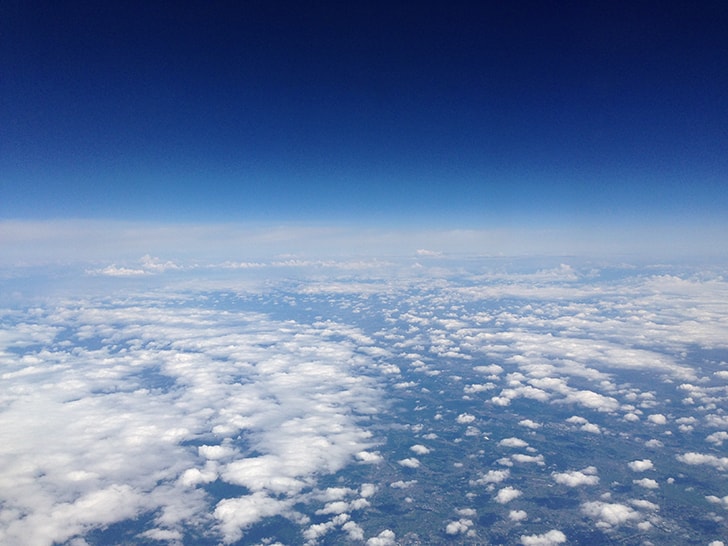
0,295,383,545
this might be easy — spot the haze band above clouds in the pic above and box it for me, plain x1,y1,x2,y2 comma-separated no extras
2,219,727,267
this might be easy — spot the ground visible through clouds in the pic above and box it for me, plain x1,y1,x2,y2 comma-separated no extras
2,257,728,545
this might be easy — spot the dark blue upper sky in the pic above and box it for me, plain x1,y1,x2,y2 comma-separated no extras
2,1,726,226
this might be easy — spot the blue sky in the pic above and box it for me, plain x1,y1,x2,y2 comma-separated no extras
1,1,727,229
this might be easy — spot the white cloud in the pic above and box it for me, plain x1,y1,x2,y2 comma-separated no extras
464,382,496,393
630,499,659,511
316,501,350,515
366,529,396,546
706,431,728,446
581,501,640,528
677,452,728,471
445,518,473,535
509,509,528,522
390,480,418,489
360,483,377,498
495,486,522,504
215,493,297,544
410,444,431,455
562,390,619,412
648,413,668,425
499,437,529,448
469,469,510,486
518,419,542,429
633,478,659,489
580,422,602,434
398,458,421,469
356,451,384,463
0,297,383,545
552,467,599,487
456,413,476,424
456,508,476,517
474,364,504,375
342,520,365,541
511,454,545,465
706,495,728,508
520,529,567,545
628,459,654,472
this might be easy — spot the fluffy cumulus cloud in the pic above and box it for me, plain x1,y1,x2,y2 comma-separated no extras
677,452,728,471
520,529,567,545
633,478,659,489
499,437,529,448
495,486,522,504
706,495,728,509
581,501,641,529
410,444,431,455
470,469,510,486
0,296,382,545
366,529,396,545
628,459,654,472
509,510,528,522
706,431,728,446
445,518,474,535
456,413,476,424
397,458,421,469
552,467,599,487
518,419,542,429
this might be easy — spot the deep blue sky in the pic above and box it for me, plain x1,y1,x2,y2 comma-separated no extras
2,1,727,226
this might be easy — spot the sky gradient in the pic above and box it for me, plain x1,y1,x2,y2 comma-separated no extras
2,1,727,227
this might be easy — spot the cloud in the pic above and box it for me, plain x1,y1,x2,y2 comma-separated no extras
360,483,378,498
474,364,504,375
215,493,297,544
94,265,148,276
518,419,542,429
398,458,421,469
677,452,728,471
706,495,728,509
342,520,365,541
495,486,522,504
456,413,476,424
366,529,396,546
499,437,529,448
706,431,728,446
520,529,567,545
410,444,431,455
456,508,476,517
628,459,654,472
633,478,659,489
511,454,545,465
356,451,384,463
0,296,383,545
509,509,528,522
552,467,599,487
581,501,641,528
470,469,510,486
580,422,602,434
562,389,619,412
390,480,418,489
630,499,659,511
445,518,473,535
647,413,668,425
